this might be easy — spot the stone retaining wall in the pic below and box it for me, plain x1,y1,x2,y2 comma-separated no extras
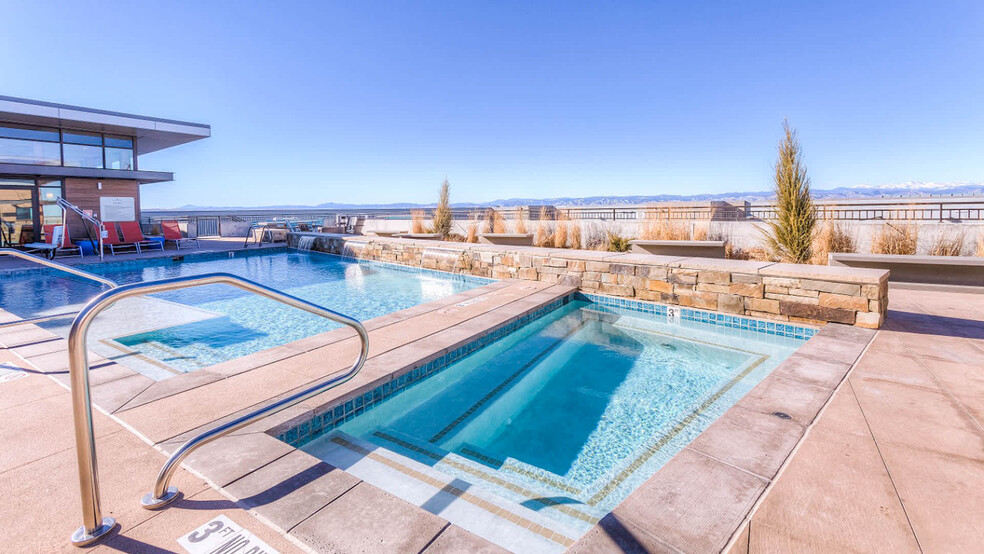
290,233,890,328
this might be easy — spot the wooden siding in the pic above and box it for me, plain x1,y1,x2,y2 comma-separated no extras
63,178,140,237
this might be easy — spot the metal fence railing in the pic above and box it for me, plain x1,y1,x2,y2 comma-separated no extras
142,196,984,236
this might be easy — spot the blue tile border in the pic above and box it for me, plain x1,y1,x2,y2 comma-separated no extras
577,292,817,340
276,294,573,448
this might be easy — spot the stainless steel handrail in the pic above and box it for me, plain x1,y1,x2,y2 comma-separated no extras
66,272,368,547
0,248,117,329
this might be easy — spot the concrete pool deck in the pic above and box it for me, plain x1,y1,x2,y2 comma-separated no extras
0,283,981,551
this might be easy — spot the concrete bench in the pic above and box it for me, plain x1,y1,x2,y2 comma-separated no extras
477,233,534,246
629,240,727,258
829,252,984,286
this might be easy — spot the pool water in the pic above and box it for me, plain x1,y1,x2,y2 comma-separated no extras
0,249,484,374
301,298,807,541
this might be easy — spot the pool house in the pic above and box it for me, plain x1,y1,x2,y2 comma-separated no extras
0,95,209,248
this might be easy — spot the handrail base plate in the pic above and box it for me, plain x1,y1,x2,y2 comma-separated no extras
141,486,180,510
70,517,116,546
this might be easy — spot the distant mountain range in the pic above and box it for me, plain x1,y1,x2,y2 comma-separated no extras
151,182,984,211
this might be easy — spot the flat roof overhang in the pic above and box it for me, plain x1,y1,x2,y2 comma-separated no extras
0,95,210,154
0,163,174,184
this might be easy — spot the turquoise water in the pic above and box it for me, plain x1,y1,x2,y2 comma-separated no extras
303,298,805,529
0,249,483,372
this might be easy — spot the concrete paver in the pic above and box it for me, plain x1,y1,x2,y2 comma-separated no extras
423,524,512,553
290,482,448,554
224,449,360,532
741,288,984,553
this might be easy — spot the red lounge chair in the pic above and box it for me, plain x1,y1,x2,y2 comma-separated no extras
119,221,164,253
43,224,83,258
102,222,139,255
161,220,199,250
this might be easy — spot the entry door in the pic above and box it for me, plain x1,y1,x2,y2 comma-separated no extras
0,187,36,246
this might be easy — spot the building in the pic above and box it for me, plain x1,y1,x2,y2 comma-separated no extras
0,95,209,245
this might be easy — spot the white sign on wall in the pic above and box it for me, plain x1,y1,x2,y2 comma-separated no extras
99,196,135,222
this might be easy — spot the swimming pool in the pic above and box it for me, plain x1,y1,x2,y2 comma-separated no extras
292,295,812,550
0,248,486,377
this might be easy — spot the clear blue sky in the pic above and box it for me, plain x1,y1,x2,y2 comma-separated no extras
2,1,982,208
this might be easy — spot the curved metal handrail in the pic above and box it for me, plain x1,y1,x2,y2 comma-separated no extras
0,248,117,329
66,272,369,546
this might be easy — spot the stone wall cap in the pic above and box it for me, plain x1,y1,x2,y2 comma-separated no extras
761,263,889,284
671,257,775,272
607,253,688,266
547,249,629,262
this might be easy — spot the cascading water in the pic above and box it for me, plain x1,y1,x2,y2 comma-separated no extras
421,247,461,269
342,241,367,259
297,235,317,251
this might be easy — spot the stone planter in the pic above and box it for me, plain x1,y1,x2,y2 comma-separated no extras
629,240,727,258
477,233,535,247
829,252,984,286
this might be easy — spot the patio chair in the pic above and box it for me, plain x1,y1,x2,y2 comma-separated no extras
43,224,83,258
119,221,164,253
102,222,140,255
161,220,200,250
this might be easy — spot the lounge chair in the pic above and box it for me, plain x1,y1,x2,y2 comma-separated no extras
43,224,83,258
119,221,164,253
161,220,199,250
102,222,140,255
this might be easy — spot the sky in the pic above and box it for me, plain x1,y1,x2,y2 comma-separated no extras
2,1,982,208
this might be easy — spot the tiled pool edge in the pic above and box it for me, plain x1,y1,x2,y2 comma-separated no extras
578,291,818,340
570,322,877,553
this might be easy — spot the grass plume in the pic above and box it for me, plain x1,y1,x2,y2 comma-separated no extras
929,228,964,256
871,223,918,255
515,209,528,234
410,210,427,234
810,220,857,264
535,207,553,247
554,212,569,248
570,220,582,249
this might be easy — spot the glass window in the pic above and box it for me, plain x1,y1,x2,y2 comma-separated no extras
62,131,102,146
62,143,103,168
0,137,62,165
0,188,35,246
0,124,60,142
39,182,63,227
104,135,133,148
104,147,133,170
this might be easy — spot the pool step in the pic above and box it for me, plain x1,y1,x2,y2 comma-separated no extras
308,430,584,552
